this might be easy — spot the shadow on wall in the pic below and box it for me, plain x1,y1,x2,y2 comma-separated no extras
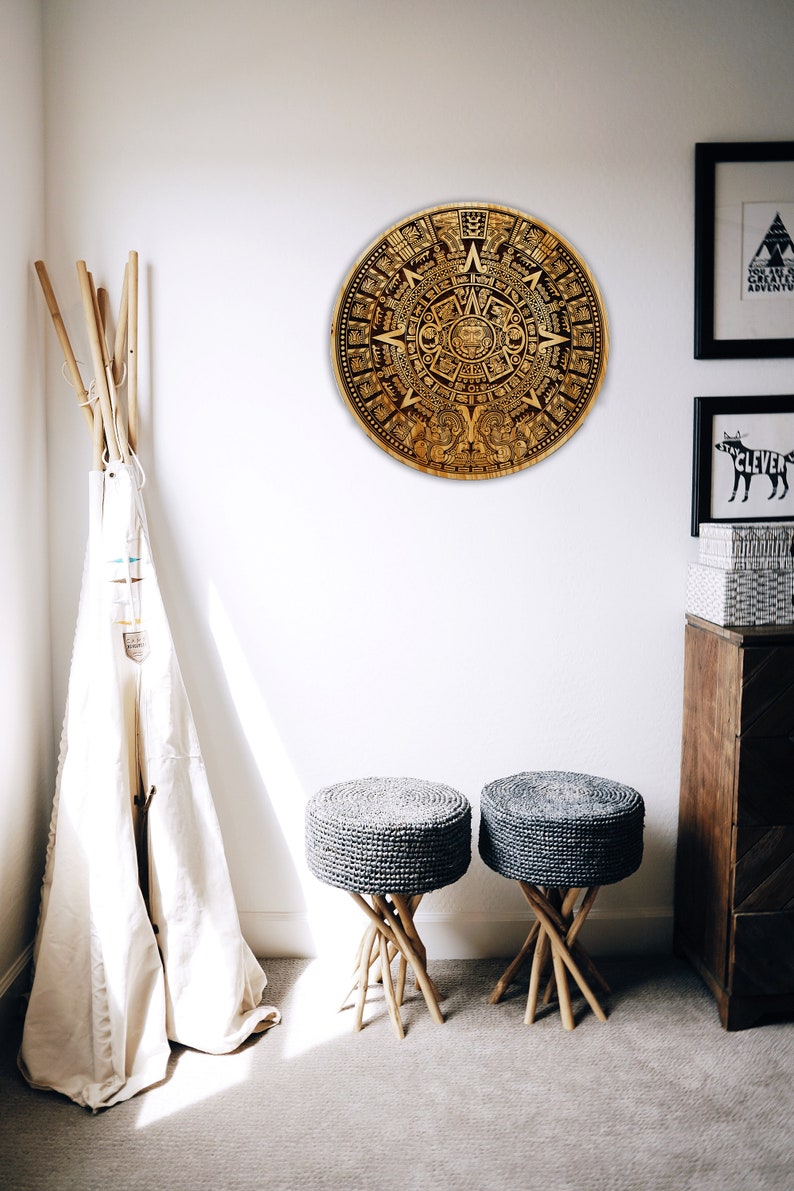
138,479,324,952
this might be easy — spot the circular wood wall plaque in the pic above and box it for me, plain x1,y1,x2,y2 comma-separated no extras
331,201,609,479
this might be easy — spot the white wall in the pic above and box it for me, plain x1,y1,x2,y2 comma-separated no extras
38,0,794,960
0,0,49,1023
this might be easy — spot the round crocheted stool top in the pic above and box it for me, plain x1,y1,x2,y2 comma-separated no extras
479,770,644,886
306,776,471,895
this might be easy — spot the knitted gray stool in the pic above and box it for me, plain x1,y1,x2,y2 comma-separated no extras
480,770,644,1030
306,777,471,1038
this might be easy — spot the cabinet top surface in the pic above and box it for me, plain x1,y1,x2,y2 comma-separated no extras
686,614,794,646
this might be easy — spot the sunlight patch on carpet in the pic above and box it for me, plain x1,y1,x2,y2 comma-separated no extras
135,1046,254,1129
281,957,366,1060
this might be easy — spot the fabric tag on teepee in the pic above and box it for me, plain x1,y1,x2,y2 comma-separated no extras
123,630,150,664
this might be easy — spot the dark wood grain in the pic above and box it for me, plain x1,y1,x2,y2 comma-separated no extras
675,618,794,1028
736,738,794,825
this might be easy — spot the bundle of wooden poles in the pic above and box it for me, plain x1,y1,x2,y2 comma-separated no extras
35,252,139,470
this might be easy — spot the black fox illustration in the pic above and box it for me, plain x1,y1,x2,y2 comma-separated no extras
715,431,794,502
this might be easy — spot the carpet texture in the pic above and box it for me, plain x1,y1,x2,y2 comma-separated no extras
1,956,791,1190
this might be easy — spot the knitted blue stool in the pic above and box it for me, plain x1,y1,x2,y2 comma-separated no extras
479,770,644,1029
306,777,471,1037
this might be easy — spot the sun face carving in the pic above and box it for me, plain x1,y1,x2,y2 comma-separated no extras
331,202,609,479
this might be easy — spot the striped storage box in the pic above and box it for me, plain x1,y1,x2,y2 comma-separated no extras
698,521,794,571
687,561,794,626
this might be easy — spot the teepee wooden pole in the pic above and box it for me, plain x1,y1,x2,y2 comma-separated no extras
97,287,109,337
34,261,94,436
92,402,104,471
76,260,120,461
113,262,129,386
89,272,130,464
127,251,139,454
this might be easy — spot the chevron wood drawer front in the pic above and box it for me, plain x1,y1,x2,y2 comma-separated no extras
733,826,794,910
736,738,794,825
731,912,794,996
739,645,794,737
675,616,794,1031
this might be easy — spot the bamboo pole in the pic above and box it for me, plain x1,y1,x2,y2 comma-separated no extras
97,287,109,337
76,261,120,460
127,251,138,454
34,261,94,436
113,261,129,385
92,402,104,472
89,272,130,463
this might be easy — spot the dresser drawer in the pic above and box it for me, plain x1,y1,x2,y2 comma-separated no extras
739,646,794,737
730,911,794,995
736,737,794,825
733,826,794,911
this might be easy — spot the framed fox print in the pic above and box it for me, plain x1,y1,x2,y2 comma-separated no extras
692,394,794,534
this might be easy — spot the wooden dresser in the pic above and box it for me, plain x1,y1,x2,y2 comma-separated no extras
675,614,794,1029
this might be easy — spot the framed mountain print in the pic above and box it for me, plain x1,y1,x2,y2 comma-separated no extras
694,142,794,358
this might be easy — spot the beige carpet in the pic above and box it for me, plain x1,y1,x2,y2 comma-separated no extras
1,956,791,1190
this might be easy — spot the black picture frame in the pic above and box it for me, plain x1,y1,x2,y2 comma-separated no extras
691,394,794,535
694,141,794,358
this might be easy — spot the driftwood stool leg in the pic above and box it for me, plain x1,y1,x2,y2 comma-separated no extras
525,924,551,1025
546,890,576,1029
542,887,580,1006
540,885,610,1004
355,924,373,1031
346,891,445,1032
391,894,443,1004
396,953,408,1006
348,893,402,1031
567,886,611,996
489,920,540,1004
397,898,423,1003
551,940,574,1030
340,922,379,1013
379,931,404,1040
394,896,420,1001
375,895,445,1025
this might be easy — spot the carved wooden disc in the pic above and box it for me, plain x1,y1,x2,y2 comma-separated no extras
331,201,609,479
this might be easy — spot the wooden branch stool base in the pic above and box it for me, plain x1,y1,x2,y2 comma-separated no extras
340,892,446,1040
490,883,610,1030
306,777,471,1038
480,771,644,1030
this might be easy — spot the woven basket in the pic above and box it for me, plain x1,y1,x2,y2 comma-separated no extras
306,777,471,895
479,770,644,886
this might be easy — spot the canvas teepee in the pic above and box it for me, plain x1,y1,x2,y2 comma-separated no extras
20,255,279,1111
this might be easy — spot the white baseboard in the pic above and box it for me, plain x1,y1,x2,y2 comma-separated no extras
239,907,673,961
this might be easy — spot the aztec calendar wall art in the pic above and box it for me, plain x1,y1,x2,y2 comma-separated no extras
330,201,609,480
